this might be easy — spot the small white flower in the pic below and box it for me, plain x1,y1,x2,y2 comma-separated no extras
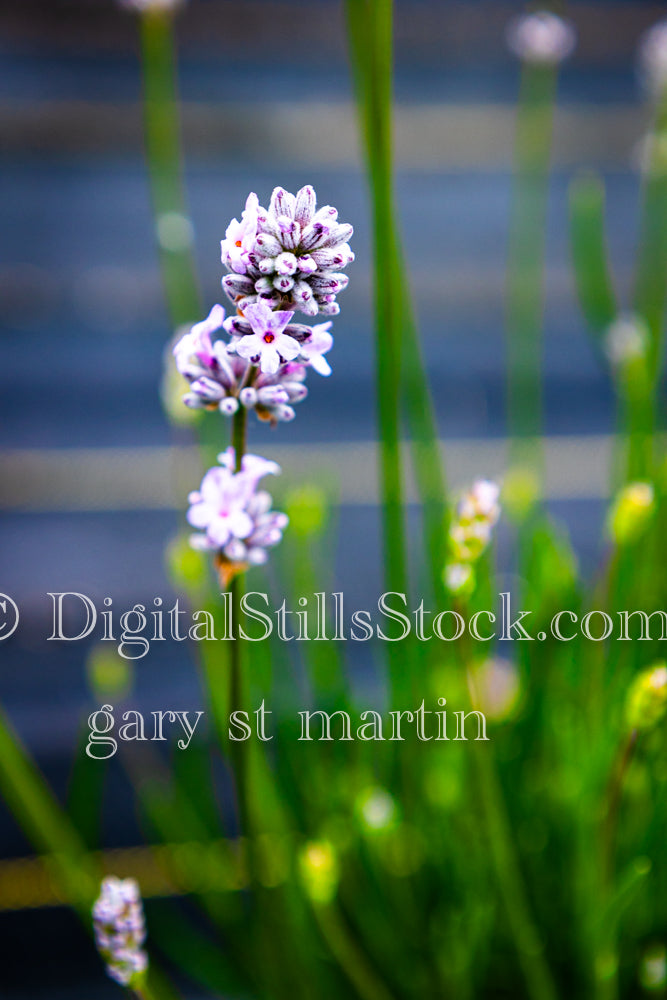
507,11,576,65
459,479,501,525
299,322,334,376
605,314,649,368
234,301,301,375
469,658,521,722
220,193,259,275
445,563,473,594
639,20,667,97
187,467,255,548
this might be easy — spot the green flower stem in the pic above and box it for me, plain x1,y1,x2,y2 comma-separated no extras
227,405,308,1000
634,91,667,383
139,8,200,328
314,901,397,1000
344,0,408,615
620,361,654,482
134,969,181,1000
232,402,247,473
229,404,250,836
591,726,640,1000
398,272,449,604
228,576,250,835
506,61,558,480
469,739,557,1000
346,0,447,610
630,92,667,481
568,173,618,337
463,639,557,1000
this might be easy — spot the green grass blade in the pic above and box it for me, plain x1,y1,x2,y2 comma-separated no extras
0,706,98,914
569,172,618,337
506,62,557,476
140,9,200,328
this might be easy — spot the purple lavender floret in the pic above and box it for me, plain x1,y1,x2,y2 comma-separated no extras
92,877,148,986
221,185,354,317
187,449,288,581
231,301,300,375
173,303,332,420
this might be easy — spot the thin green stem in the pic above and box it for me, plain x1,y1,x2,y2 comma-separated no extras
348,0,448,602
345,0,410,706
232,404,247,473
588,728,640,1000
634,92,667,381
139,9,200,327
314,903,397,1000
470,741,557,1000
464,652,557,1000
369,0,407,602
0,706,98,916
398,267,449,604
228,404,249,835
602,727,639,891
133,968,180,1000
228,575,250,839
506,62,558,479
630,93,667,483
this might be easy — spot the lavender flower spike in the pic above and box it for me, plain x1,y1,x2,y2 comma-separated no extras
187,451,288,584
93,877,148,986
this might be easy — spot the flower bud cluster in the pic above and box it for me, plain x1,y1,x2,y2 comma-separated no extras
445,480,501,593
92,877,148,986
626,663,667,732
173,302,332,424
221,187,354,317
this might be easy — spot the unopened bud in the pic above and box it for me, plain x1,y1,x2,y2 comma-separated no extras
608,482,655,545
626,664,667,732
299,841,339,904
